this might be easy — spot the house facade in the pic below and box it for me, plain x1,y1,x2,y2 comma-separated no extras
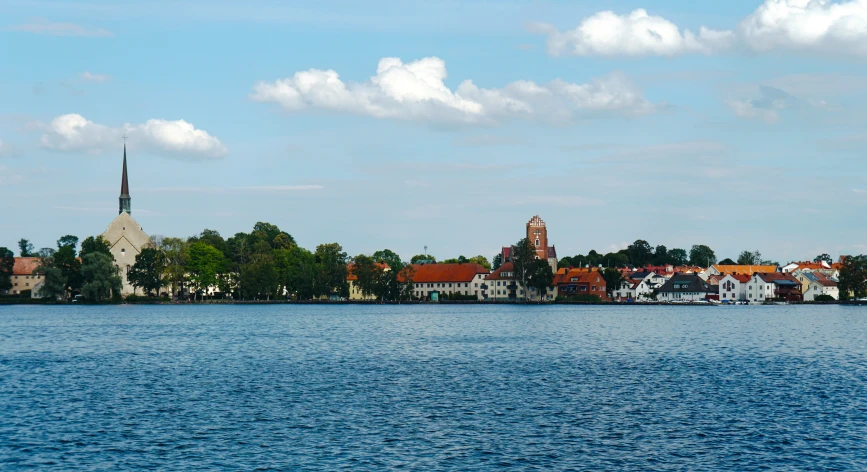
5,257,44,297
718,273,750,302
410,263,490,301
657,274,715,302
554,268,609,301
746,272,803,302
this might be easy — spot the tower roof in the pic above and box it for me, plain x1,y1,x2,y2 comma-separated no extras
120,144,129,197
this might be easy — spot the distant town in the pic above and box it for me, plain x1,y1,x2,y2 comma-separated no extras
2,146,866,304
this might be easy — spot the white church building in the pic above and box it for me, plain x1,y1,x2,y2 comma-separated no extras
101,144,153,295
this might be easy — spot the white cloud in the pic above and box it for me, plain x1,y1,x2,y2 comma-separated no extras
533,0,867,57
529,9,733,56
3,18,112,37
729,99,780,123
739,0,867,54
40,114,227,159
251,57,659,125
80,72,111,83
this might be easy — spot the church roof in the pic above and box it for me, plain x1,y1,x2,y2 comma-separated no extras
120,144,130,197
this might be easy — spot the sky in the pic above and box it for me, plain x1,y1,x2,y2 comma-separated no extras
1,0,866,263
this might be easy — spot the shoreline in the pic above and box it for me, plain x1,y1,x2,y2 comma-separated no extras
2,300,864,307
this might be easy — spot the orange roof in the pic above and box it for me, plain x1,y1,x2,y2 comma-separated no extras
723,273,752,283
713,264,778,275
346,262,389,281
13,257,42,275
554,268,605,286
409,263,488,283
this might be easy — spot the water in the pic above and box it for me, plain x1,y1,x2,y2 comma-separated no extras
1,304,866,470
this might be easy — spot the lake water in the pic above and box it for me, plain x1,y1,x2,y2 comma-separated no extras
1,304,866,470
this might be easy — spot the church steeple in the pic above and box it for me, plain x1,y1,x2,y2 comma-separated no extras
119,143,131,215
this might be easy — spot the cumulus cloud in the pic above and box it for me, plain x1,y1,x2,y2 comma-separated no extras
251,57,658,124
40,114,227,159
80,72,111,83
529,9,733,56
739,0,867,54
3,18,112,37
533,0,867,57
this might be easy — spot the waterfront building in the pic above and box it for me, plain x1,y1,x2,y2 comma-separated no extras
745,272,803,302
410,263,489,301
793,270,839,301
613,278,651,301
5,257,43,297
526,215,558,272
346,262,390,300
101,144,153,296
657,274,716,302
718,273,750,302
554,267,609,301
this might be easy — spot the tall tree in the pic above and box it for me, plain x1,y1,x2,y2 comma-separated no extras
284,246,317,300
719,258,737,265
156,237,189,299
80,252,123,302
669,248,688,265
838,255,867,300
241,252,278,300
54,237,82,298
737,250,762,265
653,245,669,265
601,268,625,300
492,253,503,271
187,242,224,300
314,243,349,298
80,236,112,259
128,247,165,297
189,229,227,254
511,238,536,301
526,259,554,302
627,240,654,267
351,254,380,300
18,239,34,257
689,245,717,267
0,247,14,292
35,249,65,300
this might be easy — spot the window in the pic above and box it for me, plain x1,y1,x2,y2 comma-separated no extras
535,239,540,247
580,286,587,291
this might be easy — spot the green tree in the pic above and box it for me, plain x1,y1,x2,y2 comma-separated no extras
188,229,227,254
54,236,82,298
719,258,737,265
155,236,188,299
284,246,318,300
128,247,165,297
468,255,491,270
601,268,625,300
689,245,717,267
351,254,381,300
18,239,34,257
410,254,436,264
240,252,278,300
80,252,122,302
372,249,403,270
838,255,867,300
601,252,629,268
187,242,224,300
652,245,669,265
669,248,688,265
492,253,503,270
627,239,653,267
314,243,348,298
39,267,67,301
526,259,554,302
737,250,762,265
0,247,14,292
80,235,112,259
814,253,833,264
511,238,537,301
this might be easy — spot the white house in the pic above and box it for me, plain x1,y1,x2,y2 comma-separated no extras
718,274,750,302
799,272,840,301
657,274,715,302
614,279,652,301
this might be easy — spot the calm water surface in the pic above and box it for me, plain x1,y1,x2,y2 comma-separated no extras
1,304,866,470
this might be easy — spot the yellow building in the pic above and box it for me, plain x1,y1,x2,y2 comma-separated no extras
347,262,390,300
7,258,44,297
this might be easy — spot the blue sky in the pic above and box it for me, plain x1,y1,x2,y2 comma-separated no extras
1,0,866,263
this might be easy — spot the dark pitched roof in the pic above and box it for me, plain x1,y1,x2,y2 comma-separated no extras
658,274,715,293
120,144,129,197
547,246,557,259
486,262,516,281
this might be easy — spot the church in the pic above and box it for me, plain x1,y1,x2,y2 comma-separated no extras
102,144,153,295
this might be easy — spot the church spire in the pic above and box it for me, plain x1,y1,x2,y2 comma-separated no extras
119,142,131,215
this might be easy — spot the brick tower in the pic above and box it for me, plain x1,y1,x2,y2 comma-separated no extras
526,215,548,260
